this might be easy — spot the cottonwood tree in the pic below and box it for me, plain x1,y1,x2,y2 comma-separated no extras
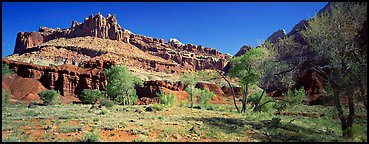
104,65,143,105
180,70,200,108
301,2,367,138
180,70,216,108
227,47,276,113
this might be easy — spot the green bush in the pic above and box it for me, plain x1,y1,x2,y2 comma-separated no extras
2,89,11,107
129,94,138,105
272,101,287,112
285,88,306,106
79,89,104,104
259,100,275,112
197,88,215,108
24,110,40,117
2,63,14,76
100,98,114,108
59,126,82,133
180,100,187,107
248,91,275,112
104,65,143,105
79,131,100,142
151,103,164,111
38,90,60,105
99,108,109,115
157,91,175,106
206,104,228,112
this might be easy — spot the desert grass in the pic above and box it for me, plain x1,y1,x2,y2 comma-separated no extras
2,102,367,142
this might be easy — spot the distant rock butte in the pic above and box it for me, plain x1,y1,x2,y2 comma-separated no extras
12,13,228,72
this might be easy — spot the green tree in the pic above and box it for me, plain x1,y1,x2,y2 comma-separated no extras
157,91,175,106
38,90,60,105
197,88,215,109
2,63,13,76
180,70,200,108
227,47,275,113
301,2,367,138
79,89,104,104
104,65,143,105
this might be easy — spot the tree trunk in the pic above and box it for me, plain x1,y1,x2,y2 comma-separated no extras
253,90,265,112
359,79,367,110
334,89,355,138
241,84,249,113
217,71,240,113
364,95,367,110
345,90,355,138
190,86,193,108
254,100,274,112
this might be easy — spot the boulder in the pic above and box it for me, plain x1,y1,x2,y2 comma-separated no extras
145,106,156,112
28,102,38,108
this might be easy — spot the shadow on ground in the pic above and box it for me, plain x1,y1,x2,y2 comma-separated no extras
182,116,340,142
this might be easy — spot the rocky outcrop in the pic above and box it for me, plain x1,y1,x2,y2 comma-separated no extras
81,59,115,69
136,97,160,105
234,45,252,57
13,13,228,71
195,82,225,96
265,29,286,43
286,19,309,45
291,66,327,105
2,58,109,99
259,2,336,105
223,45,252,73
14,13,131,54
2,74,46,102
128,34,228,70
221,86,242,98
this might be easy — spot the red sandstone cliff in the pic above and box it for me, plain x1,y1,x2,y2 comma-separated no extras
12,13,228,72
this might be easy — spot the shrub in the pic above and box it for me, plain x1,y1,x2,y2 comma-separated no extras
99,108,109,115
2,63,13,76
59,126,82,133
79,89,104,104
151,103,164,111
100,98,114,108
248,91,275,112
101,123,116,131
285,88,306,106
24,110,40,117
2,89,11,107
272,101,287,112
79,131,100,142
38,90,60,105
104,65,143,105
206,104,228,112
180,100,187,107
157,91,175,106
128,129,149,135
197,88,215,108
129,94,138,105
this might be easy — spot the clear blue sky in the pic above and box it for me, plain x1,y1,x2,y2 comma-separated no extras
2,2,328,58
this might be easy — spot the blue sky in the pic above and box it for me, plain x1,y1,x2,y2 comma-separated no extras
2,2,328,58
